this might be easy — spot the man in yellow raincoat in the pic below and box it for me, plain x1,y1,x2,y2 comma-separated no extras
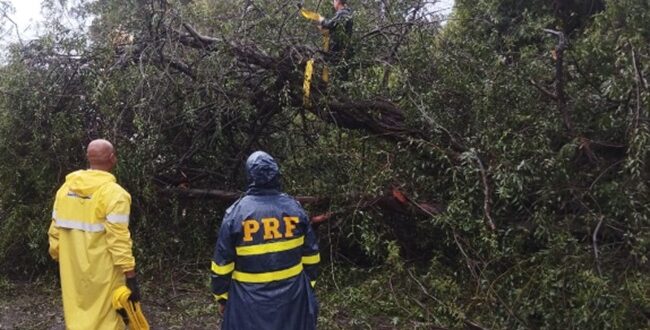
48,139,140,330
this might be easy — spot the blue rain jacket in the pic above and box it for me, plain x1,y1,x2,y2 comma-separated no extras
211,151,320,330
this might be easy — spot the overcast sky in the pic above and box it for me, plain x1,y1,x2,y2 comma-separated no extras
435,0,455,14
4,0,43,41
3,0,455,42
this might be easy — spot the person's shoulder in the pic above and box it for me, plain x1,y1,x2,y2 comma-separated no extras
59,169,83,186
279,193,305,209
225,195,248,217
340,7,353,16
54,182,70,199
54,170,81,195
283,195,310,220
103,182,131,199
65,169,85,177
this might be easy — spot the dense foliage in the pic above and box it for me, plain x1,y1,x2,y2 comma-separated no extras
0,0,648,328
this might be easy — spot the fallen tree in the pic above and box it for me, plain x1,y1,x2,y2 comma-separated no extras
161,186,443,223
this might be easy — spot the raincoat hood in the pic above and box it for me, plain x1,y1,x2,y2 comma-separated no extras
245,151,280,190
66,170,116,197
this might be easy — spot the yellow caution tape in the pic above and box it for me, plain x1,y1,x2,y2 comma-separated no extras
112,286,150,330
321,29,330,84
300,8,331,97
322,30,330,51
300,9,323,22
322,65,329,84
303,59,315,107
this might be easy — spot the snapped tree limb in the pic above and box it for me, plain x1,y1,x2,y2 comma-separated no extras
171,23,428,143
162,186,442,222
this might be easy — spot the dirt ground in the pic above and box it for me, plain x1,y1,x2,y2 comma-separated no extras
0,277,417,330
0,280,221,330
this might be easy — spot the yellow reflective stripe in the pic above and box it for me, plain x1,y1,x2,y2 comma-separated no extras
232,263,303,283
302,253,320,265
236,236,304,256
310,281,316,288
211,261,235,275
213,292,228,301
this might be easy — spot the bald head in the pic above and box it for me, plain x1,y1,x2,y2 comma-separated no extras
87,139,117,171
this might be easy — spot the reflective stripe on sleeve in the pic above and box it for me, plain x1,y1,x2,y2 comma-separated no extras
212,292,228,301
54,218,105,232
301,253,320,265
310,280,316,288
232,263,303,283
106,214,129,224
213,292,228,301
211,261,235,275
236,236,304,256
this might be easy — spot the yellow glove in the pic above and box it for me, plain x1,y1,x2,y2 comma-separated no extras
112,286,150,330
300,8,323,22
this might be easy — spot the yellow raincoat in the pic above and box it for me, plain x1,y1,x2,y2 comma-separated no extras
48,169,135,330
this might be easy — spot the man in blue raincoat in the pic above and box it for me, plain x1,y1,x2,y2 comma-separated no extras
211,151,320,330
